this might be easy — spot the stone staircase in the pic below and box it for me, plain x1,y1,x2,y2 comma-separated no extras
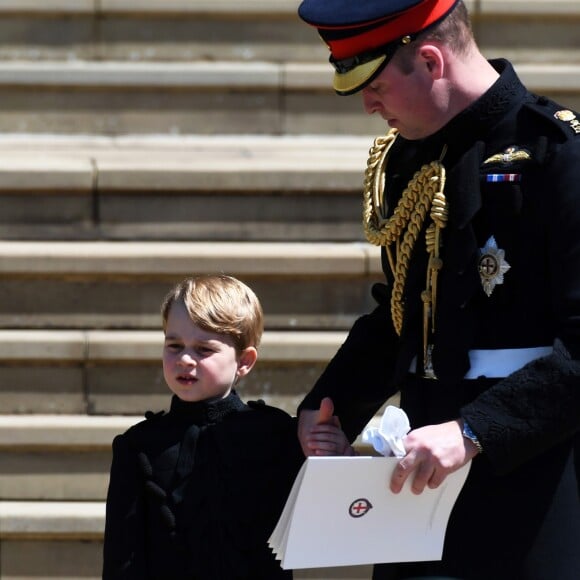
1,1,579,578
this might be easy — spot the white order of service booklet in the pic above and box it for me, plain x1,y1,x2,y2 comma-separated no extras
269,456,470,569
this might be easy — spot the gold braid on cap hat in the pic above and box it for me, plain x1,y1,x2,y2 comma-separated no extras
363,129,448,377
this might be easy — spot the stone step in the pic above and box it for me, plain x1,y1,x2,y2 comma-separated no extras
0,60,388,135
0,329,351,415
0,134,374,241
474,1,580,66
0,61,578,135
0,240,382,331
0,416,140,501
0,0,577,65
0,501,107,580
0,501,372,579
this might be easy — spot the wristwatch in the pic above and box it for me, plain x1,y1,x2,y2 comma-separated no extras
462,420,483,454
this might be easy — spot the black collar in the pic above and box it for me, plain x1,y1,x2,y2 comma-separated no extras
437,59,528,149
169,391,247,426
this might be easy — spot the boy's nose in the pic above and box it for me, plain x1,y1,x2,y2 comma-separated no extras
179,353,196,366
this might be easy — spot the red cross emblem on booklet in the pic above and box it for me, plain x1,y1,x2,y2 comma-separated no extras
349,498,373,518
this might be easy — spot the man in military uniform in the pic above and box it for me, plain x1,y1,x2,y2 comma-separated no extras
296,1,580,578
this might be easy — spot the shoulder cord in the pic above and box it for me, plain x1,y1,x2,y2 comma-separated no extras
363,129,448,375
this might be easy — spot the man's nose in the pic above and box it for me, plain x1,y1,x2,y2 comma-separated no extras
361,88,377,115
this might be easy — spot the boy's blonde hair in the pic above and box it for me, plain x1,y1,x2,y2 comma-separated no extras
161,274,264,353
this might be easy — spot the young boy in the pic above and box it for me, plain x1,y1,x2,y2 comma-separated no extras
103,274,339,579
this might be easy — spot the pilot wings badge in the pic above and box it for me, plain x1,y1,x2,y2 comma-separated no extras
478,236,511,297
483,146,531,166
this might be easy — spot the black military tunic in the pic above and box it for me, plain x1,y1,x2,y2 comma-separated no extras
300,59,580,579
103,392,303,579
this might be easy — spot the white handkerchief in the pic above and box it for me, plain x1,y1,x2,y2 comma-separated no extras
362,405,410,457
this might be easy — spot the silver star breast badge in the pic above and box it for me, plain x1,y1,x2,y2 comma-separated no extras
478,236,511,297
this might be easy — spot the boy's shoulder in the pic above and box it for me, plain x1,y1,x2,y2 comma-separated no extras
232,399,296,429
215,401,303,476
247,398,293,416
130,409,167,430
222,400,297,446
114,408,173,449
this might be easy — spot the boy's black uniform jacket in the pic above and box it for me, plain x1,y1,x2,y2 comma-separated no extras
300,60,580,578
103,393,303,579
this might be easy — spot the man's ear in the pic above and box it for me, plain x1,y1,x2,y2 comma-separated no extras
418,44,444,79
236,346,258,378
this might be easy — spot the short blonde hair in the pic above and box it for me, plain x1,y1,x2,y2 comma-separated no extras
161,274,264,352
392,1,474,74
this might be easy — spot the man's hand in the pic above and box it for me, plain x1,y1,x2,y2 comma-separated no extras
390,419,478,494
297,397,343,456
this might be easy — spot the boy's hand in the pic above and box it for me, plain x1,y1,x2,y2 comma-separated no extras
298,398,355,456
316,397,339,426
307,422,356,456
298,397,336,456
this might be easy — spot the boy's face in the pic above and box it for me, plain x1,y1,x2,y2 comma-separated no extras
162,300,254,403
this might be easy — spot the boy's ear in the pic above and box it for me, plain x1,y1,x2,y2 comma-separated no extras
236,346,258,378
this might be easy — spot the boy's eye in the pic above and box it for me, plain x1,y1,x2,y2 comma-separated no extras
165,343,182,351
196,345,214,355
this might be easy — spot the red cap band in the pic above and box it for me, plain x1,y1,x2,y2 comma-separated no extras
320,0,458,59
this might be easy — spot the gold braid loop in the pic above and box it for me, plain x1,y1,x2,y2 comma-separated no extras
363,131,398,244
363,130,448,377
426,188,448,332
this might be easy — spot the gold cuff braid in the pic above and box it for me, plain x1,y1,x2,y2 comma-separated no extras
363,129,448,375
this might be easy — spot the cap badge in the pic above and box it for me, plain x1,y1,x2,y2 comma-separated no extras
483,146,531,166
478,236,511,297
554,110,580,134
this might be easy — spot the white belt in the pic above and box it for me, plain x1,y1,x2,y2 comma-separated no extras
409,346,553,379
